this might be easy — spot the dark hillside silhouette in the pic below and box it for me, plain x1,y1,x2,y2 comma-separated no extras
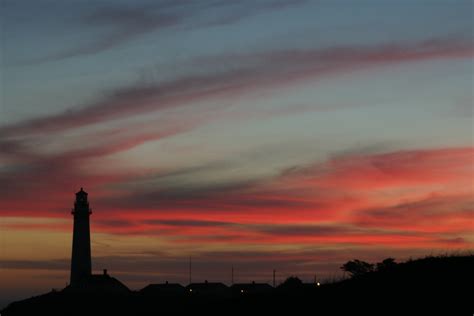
2,254,473,315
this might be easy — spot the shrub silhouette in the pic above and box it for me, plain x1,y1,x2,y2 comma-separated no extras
376,257,397,271
340,259,374,277
278,276,303,289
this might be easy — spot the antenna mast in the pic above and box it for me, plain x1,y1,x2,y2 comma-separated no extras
189,256,192,285
273,269,276,287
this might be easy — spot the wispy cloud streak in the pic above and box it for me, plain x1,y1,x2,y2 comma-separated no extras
2,37,472,138
29,0,308,63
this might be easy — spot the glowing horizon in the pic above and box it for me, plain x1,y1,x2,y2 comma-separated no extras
0,0,473,306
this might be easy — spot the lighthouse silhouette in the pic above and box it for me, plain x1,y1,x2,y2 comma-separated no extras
70,187,92,285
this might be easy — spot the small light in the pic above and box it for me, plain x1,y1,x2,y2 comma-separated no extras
189,288,193,292
240,289,244,293
316,282,321,287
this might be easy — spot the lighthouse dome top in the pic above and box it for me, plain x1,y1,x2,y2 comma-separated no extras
76,187,88,196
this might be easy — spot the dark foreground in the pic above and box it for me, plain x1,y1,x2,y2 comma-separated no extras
2,255,473,315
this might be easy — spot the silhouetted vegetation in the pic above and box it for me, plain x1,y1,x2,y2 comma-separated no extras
279,276,303,288
340,257,399,277
340,259,374,277
376,257,397,271
2,254,473,315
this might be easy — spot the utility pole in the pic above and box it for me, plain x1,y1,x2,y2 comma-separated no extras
273,269,276,287
231,266,234,285
189,256,192,285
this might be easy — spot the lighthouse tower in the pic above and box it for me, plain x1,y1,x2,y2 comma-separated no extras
70,187,92,285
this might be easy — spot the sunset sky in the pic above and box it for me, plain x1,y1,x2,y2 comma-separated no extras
0,0,473,306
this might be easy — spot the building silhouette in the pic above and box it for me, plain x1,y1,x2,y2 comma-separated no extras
70,187,92,285
230,282,274,295
140,282,186,297
186,281,230,298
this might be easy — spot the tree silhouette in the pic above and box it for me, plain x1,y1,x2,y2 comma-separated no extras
340,260,374,277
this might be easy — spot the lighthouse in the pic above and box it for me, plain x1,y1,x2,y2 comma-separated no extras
70,187,92,285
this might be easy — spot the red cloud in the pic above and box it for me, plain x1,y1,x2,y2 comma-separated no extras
292,146,472,184
86,146,473,249
2,145,472,251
